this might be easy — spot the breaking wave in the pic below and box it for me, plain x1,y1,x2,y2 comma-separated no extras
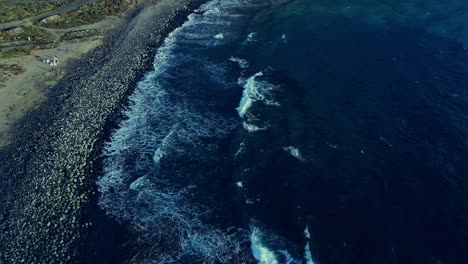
283,146,305,161
250,227,280,264
236,71,280,117
242,121,268,132
97,0,271,262
249,224,311,264
229,56,250,69
244,32,257,44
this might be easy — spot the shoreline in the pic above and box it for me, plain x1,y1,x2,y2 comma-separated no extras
0,0,205,262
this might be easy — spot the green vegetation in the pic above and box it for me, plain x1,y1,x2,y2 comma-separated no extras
0,0,135,58
97,0,135,15
38,2,105,28
60,29,99,41
0,2,61,23
0,47,32,58
0,63,25,75
38,0,134,29
0,26,55,44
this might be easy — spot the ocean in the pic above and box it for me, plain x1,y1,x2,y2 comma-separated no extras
97,0,468,263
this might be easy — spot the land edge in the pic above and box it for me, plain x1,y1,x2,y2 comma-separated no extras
0,0,206,263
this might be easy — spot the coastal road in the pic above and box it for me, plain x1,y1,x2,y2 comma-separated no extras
0,0,97,31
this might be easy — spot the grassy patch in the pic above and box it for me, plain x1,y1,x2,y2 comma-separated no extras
0,2,62,23
38,0,135,29
0,26,55,44
0,63,25,88
96,0,135,16
60,29,99,41
0,63,25,75
38,3,106,29
0,47,32,58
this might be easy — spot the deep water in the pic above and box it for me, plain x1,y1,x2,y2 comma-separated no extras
98,0,468,263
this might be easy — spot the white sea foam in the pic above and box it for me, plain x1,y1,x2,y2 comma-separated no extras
229,56,249,68
304,242,316,264
98,0,276,262
282,33,288,43
235,148,243,157
203,7,221,15
236,71,280,118
245,32,257,43
129,176,149,191
153,127,176,164
250,227,279,264
279,250,301,264
283,146,305,161
234,142,245,157
214,33,225,39
327,143,338,149
250,225,305,264
304,225,311,239
236,73,258,117
243,122,268,132
303,225,316,264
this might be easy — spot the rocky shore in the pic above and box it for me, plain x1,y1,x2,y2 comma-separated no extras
0,0,204,262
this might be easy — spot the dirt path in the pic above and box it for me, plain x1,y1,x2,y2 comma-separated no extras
32,24,61,41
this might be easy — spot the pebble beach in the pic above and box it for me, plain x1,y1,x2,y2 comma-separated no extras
0,0,204,262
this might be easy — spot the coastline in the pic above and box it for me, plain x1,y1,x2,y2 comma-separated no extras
0,0,205,262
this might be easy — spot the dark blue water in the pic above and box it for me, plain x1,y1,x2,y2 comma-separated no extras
98,0,468,263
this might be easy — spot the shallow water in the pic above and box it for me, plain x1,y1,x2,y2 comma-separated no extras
98,0,468,263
